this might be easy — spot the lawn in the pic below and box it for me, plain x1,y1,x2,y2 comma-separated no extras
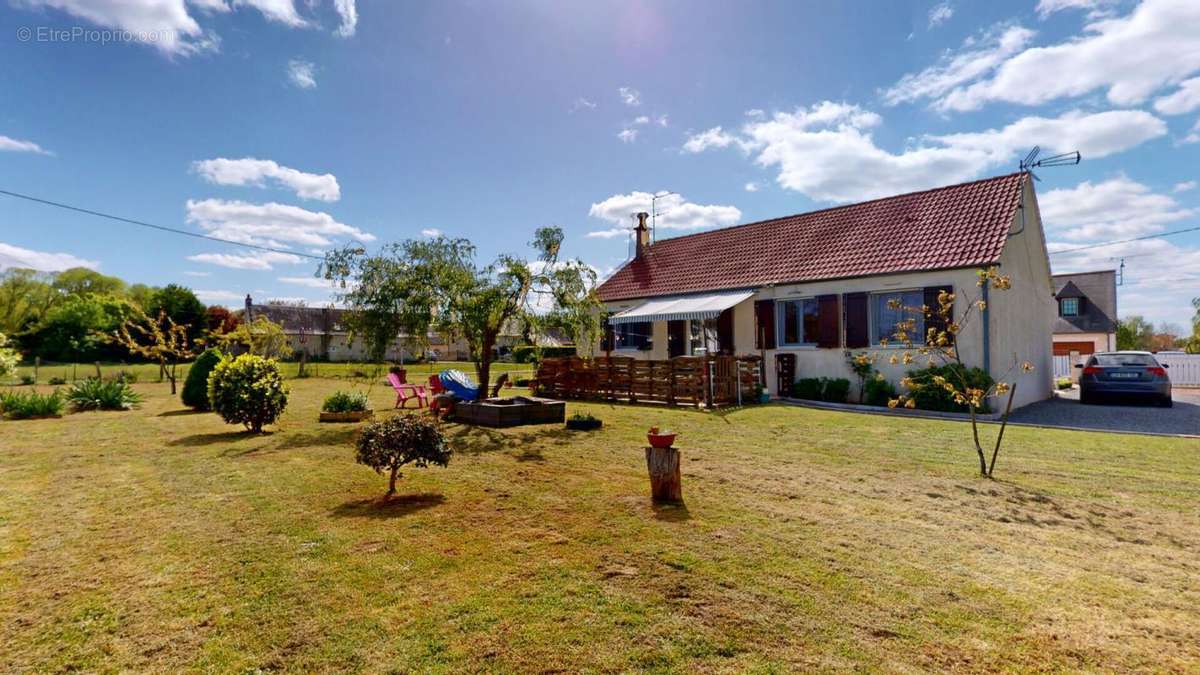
1,379,1197,672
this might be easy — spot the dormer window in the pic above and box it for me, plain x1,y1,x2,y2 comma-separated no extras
1059,298,1079,316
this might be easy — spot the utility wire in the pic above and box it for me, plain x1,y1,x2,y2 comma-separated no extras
1048,225,1200,256
0,187,325,261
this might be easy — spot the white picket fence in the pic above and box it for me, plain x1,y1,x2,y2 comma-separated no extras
1158,353,1200,387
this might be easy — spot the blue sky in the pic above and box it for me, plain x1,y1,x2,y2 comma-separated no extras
1,0,1198,328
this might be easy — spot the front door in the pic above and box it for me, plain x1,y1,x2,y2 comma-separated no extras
668,320,687,357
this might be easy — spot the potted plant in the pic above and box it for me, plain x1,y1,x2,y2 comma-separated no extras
647,426,676,449
320,390,374,423
755,382,769,404
566,412,602,431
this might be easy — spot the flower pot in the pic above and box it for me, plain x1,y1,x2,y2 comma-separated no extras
759,392,770,403
566,417,602,431
647,431,676,449
319,410,374,423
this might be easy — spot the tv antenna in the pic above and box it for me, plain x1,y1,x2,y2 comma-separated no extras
1107,252,1154,286
650,191,676,244
1019,146,1081,181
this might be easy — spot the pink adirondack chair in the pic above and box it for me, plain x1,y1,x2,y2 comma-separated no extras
387,372,427,409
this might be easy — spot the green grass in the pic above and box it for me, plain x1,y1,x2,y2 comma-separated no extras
1,379,1198,672
8,360,533,387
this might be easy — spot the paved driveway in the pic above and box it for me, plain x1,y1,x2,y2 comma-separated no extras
1008,388,1200,437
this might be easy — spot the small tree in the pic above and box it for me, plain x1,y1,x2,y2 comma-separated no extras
210,316,293,360
355,413,451,497
207,354,289,433
846,351,877,403
181,347,223,410
887,267,1035,478
112,309,198,394
0,332,19,379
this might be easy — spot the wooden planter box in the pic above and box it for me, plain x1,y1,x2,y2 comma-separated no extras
318,410,374,423
454,397,565,428
565,417,602,431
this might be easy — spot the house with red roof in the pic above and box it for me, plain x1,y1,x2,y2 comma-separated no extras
594,172,1056,409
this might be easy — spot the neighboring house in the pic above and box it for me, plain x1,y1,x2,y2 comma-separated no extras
1051,270,1118,365
242,296,540,362
594,172,1056,410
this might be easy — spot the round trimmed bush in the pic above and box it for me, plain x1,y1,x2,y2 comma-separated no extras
356,413,450,496
207,354,289,433
182,348,223,410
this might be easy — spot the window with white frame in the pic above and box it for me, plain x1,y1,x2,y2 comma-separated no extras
687,318,718,355
776,298,819,346
613,321,652,350
870,290,924,345
1059,298,1079,316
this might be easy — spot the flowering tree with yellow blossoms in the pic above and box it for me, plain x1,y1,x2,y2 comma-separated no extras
884,267,1034,478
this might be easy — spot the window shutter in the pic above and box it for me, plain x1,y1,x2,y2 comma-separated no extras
816,294,840,348
923,286,954,346
754,299,776,350
844,292,868,348
717,309,734,354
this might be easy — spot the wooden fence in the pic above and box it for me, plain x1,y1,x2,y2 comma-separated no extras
533,355,762,407
1158,353,1200,386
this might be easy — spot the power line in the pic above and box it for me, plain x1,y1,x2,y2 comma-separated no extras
1048,225,1200,256
0,187,325,261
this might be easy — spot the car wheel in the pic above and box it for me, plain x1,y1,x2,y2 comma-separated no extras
1080,391,1092,405
1159,396,1173,408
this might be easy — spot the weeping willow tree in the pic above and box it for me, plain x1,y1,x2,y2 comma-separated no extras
321,227,600,389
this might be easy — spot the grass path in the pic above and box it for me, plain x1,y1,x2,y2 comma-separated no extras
1,380,1197,672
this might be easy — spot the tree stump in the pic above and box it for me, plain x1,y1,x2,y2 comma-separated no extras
645,446,682,503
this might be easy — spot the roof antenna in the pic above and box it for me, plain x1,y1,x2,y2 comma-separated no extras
650,191,676,244
1019,146,1081,181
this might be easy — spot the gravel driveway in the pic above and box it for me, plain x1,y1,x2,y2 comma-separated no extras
1008,387,1200,437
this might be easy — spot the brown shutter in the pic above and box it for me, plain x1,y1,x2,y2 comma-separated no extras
754,300,776,350
717,308,734,354
844,292,869,349
924,285,954,346
816,294,840,348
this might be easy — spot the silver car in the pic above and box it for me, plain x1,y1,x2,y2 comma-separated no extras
1076,351,1172,407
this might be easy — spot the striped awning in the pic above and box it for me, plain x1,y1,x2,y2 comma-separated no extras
608,290,754,325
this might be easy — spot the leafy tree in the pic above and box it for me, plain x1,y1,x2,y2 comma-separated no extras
323,227,601,389
52,267,127,298
147,284,207,342
111,309,199,394
210,316,293,359
0,332,19,378
128,283,160,310
207,354,289,433
355,413,451,496
1116,315,1154,351
888,267,1036,478
181,348,223,410
0,268,58,334
23,294,139,362
205,306,239,335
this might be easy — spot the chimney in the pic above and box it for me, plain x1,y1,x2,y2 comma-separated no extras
244,294,253,320
634,211,651,260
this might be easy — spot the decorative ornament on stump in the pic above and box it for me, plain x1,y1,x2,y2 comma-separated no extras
645,427,682,503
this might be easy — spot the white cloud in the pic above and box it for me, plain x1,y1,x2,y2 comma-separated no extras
1153,77,1200,115
0,135,52,155
569,97,596,113
13,0,216,56
278,275,336,289
192,157,340,201
1039,176,1194,241
633,115,650,125
185,198,374,248
332,0,356,37
1185,119,1200,144
0,242,97,271
193,289,244,304
1035,0,1119,19
617,128,638,143
905,1,1200,112
685,102,1166,203
287,59,317,89
420,228,442,237
882,25,1036,106
187,251,304,270
928,1,953,28
183,270,211,277
586,192,742,238
744,182,759,192
618,86,641,106
1173,180,1197,192
236,0,310,28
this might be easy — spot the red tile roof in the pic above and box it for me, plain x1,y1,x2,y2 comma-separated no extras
596,172,1028,302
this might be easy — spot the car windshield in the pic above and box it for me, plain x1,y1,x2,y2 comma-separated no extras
1093,354,1158,367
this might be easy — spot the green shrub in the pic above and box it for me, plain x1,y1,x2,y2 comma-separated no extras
322,390,370,413
66,378,142,411
48,376,68,385
905,363,995,413
207,354,289,433
19,374,35,386
355,413,451,496
108,370,138,384
791,378,823,400
820,377,851,403
182,348,222,410
1055,377,1073,390
513,376,532,387
863,377,897,407
1,390,65,419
